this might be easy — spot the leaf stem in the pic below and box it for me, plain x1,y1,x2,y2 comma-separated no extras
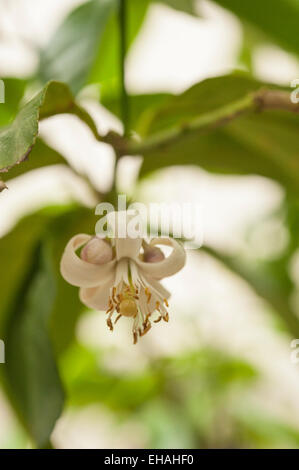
202,245,299,339
124,89,299,156
119,0,130,136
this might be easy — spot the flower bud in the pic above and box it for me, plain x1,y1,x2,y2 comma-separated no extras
143,245,165,263
81,237,113,265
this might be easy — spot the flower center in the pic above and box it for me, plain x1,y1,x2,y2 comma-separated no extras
119,298,138,317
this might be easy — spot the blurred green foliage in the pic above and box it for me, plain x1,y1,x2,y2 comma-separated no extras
210,0,299,56
0,0,299,449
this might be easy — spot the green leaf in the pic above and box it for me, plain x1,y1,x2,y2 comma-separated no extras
137,75,263,136
202,243,299,338
46,207,97,355
210,0,299,56
0,206,96,445
38,0,117,94
0,213,49,336
130,75,299,192
89,0,150,90
3,242,64,448
61,343,162,410
0,180,7,192
0,78,27,127
0,206,96,354
158,0,197,16
39,0,150,95
2,139,68,182
0,81,98,174
102,92,173,130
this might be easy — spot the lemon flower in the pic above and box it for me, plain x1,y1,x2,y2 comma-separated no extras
60,212,186,343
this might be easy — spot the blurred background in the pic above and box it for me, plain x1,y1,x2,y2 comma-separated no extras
0,0,299,449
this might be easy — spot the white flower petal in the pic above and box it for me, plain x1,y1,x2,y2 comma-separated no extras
115,237,142,261
136,237,186,279
60,234,116,288
79,276,114,310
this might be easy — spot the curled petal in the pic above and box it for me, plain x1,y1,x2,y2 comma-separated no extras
136,237,186,279
79,276,114,311
60,234,116,288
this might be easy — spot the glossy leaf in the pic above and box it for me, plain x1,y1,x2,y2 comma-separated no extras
102,92,172,130
0,213,63,447
0,206,96,445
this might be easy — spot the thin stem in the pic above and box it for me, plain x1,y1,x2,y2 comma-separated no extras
201,244,299,339
119,0,130,136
